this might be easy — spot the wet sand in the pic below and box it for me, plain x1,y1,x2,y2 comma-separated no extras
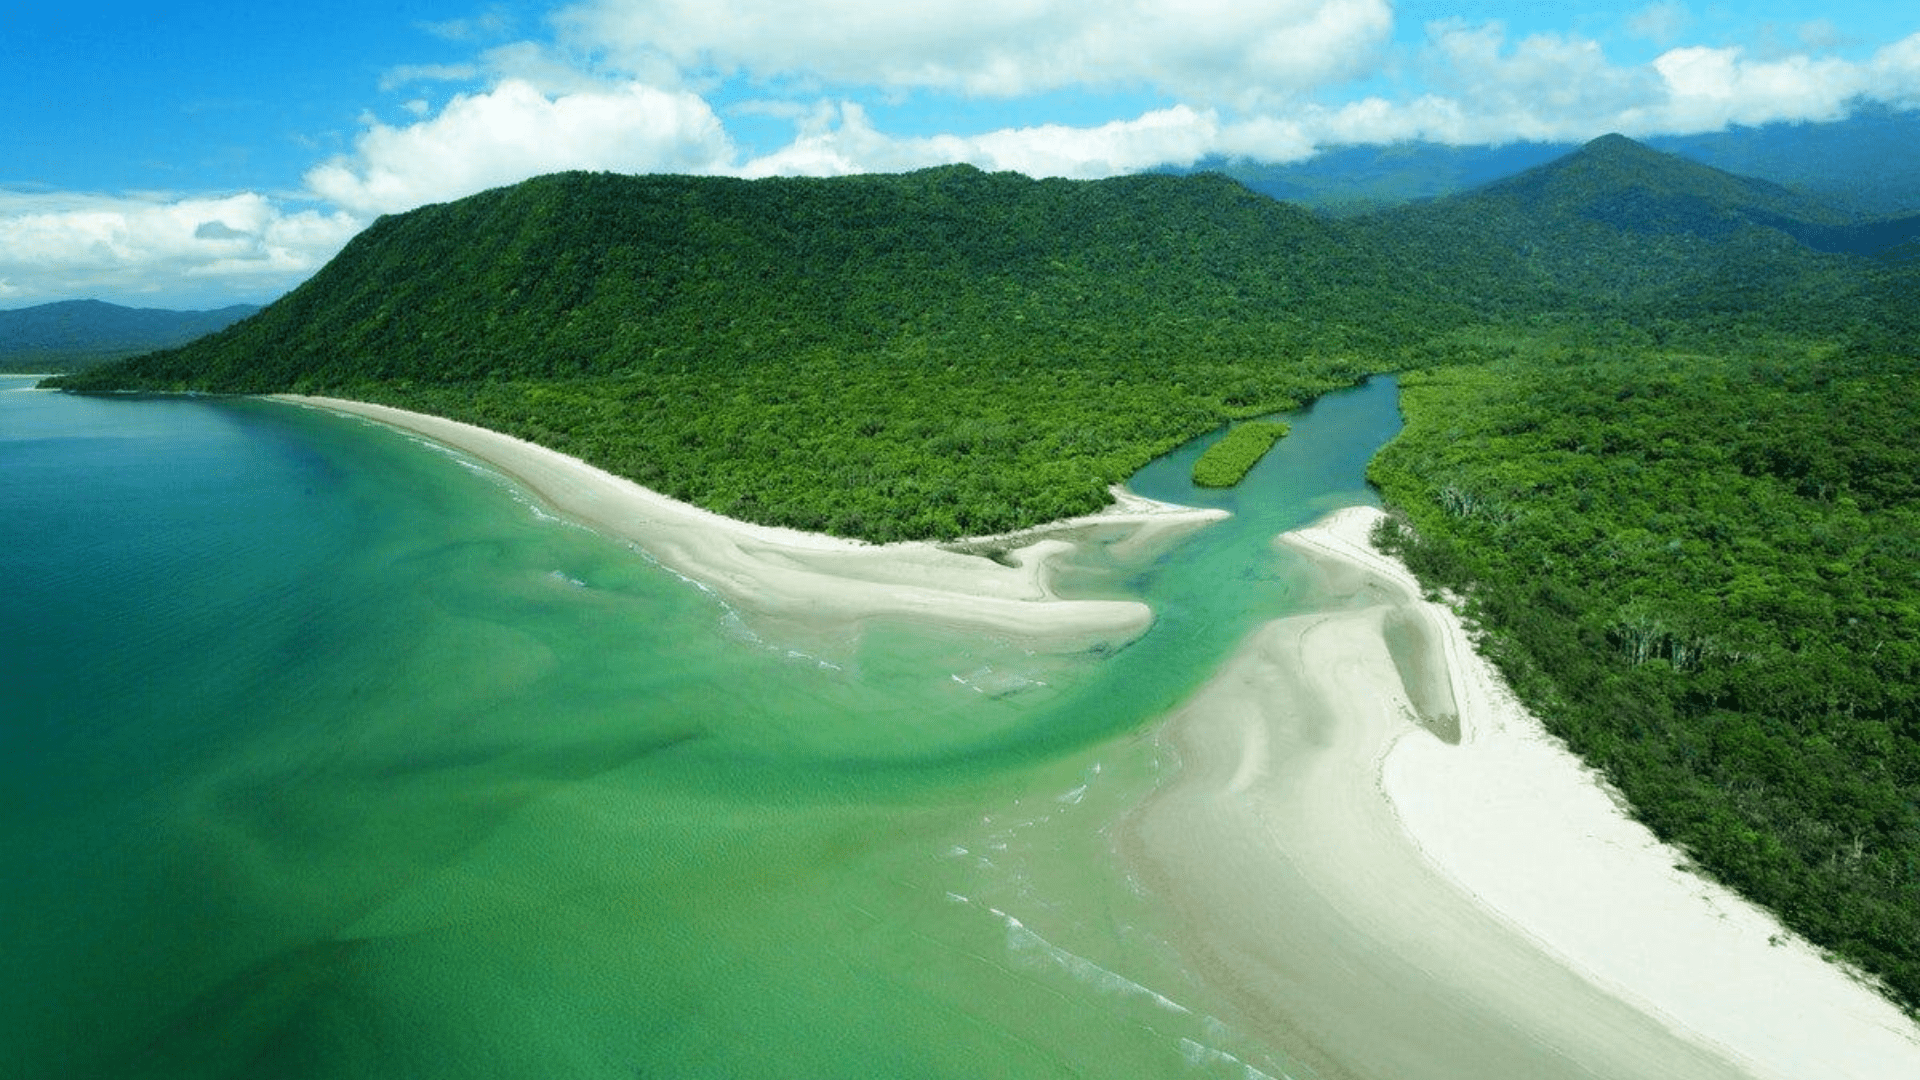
277,396,1226,653
1123,506,1920,1079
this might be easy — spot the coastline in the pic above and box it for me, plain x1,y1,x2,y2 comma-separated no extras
262,395,1919,1075
274,395,1226,652
1124,504,1920,1080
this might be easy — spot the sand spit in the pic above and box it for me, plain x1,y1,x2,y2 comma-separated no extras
276,396,1225,652
1125,504,1920,1080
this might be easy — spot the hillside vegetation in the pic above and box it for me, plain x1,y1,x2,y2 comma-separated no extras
55,167,1463,538
48,136,1920,1012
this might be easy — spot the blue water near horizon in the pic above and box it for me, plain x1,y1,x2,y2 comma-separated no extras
0,373,1400,1079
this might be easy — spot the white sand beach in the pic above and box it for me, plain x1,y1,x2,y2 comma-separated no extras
1124,504,1920,1080
267,396,1920,1077
276,396,1226,653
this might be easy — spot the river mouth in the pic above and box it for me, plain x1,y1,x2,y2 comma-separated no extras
5,376,1410,1079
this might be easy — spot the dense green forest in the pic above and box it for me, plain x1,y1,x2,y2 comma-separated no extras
48,135,1920,1011
1369,344,1920,1013
53,142,1904,538
52,166,1453,539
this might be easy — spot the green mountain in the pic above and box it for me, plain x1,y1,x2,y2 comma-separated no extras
1474,133,1847,237
57,167,1449,394
0,299,260,372
55,147,1906,536
1466,133,1920,256
1353,134,1902,349
55,167,1456,539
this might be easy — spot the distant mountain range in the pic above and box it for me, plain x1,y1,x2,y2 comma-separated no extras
1345,132,1917,345
1185,104,1920,221
0,299,261,372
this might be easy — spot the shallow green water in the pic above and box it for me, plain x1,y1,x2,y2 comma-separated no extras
1,375,1400,1079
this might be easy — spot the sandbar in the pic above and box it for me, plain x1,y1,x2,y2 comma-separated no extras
275,395,1225,652
1123,504,1920,1079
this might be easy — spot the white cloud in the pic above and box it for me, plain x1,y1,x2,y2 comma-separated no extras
1643,46,1862,129
1233,20,1920,150
477,41,620,95
0,190,361,308
556,0,1392,108
1870,32,1920,107
1626,2,1690,46
739,101,1226,179
20,7,1920,309
1431,21,1661,118
305,78,735,216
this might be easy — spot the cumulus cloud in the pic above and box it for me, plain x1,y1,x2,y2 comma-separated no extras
556,0,1392,109
739,101,1228,178
305,78,735,216
1642,45,1862,130
1418,20,1662,138
1870,32,1920,107
1219,21,1920,152
0,190,361,307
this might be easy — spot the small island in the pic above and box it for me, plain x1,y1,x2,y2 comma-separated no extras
1192,420,1290,487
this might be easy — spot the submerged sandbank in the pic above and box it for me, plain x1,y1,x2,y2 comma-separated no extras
1125,504,1920,1080
276,396,1225,652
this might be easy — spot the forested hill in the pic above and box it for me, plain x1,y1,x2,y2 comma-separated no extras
52,148,1910,538
64,167,1445,394
57,166,1473,539
1356,134,1908,346
1474,133,1848,239
0,299,260,372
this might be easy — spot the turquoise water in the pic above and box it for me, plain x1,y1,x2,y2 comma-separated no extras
0,375,1399,1079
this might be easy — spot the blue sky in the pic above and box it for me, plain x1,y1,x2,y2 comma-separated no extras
5,1,1917,309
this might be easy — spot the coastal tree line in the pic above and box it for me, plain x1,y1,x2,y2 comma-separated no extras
1368,345,1920,1012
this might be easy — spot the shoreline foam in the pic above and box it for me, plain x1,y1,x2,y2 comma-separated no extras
1124,504,1920,1079
275,395,1226,653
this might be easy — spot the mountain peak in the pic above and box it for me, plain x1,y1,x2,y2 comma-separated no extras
1581,132,1649,153
1472,132,1848,238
